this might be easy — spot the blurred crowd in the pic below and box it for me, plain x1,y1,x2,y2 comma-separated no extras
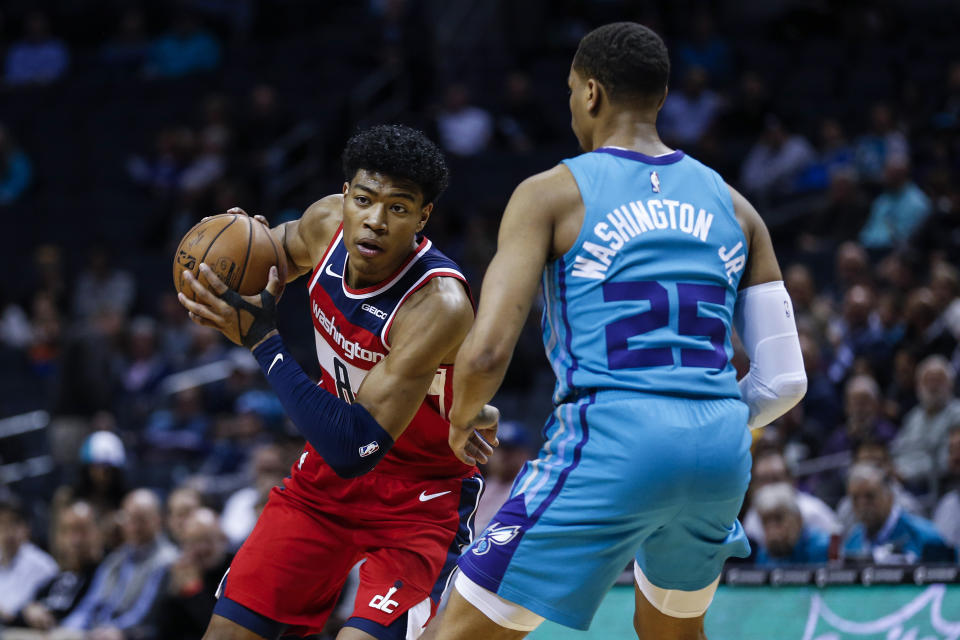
2,0,960,636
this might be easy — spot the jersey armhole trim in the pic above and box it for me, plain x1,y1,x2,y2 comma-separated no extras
380,270,469,351
554,160,592,269
308,225,344,293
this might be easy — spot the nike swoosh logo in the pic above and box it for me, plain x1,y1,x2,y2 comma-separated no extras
325,263,342,279
267,353,284,374
418,490,452,502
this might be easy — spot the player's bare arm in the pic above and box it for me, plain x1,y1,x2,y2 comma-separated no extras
728,184,807,429
448,165,582,464
353,276,474,436
209,196,343,284
268,194,344,282
179,258,498,474
730,185,783,289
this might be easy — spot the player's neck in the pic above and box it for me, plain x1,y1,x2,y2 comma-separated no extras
591,114,672,157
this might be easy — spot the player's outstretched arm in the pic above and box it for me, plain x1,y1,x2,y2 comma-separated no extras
448,167,575,463
730,186,807,429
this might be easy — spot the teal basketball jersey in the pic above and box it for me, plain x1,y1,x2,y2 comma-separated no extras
544,147,748,403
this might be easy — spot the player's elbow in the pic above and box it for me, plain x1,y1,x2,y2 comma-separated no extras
779,371,808,408
464,346,511,377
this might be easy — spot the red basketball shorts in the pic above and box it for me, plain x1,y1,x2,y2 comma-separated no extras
221,470,483,638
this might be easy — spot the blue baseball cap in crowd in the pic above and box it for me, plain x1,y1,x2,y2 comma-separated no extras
79,430,127,467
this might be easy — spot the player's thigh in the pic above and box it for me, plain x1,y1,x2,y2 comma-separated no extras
633,585,706,640
203,613,273,640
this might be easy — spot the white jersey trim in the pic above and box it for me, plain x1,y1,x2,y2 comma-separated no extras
379,267,467,350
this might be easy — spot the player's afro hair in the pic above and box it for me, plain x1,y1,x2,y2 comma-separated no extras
342,124,450,206
572,22,670,104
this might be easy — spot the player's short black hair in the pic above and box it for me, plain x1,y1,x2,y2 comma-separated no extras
342,124,450,206
572,22,670,104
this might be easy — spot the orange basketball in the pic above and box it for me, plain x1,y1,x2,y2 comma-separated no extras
173,214,287,300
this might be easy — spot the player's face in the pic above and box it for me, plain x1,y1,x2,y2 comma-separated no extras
568,68,592,151
342,170,432,287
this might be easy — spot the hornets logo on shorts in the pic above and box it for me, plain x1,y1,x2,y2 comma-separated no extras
472,523,521,556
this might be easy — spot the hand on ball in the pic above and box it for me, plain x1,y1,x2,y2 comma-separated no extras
178,263,283,350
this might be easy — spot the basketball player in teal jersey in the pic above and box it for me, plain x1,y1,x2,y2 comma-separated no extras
423,23,807,640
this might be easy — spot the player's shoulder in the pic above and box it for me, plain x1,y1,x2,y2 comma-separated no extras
726,183,763,242
300,193,344,242
392,275,473,341
509,164,582,214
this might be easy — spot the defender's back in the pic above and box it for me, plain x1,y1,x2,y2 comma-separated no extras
544,147,747,403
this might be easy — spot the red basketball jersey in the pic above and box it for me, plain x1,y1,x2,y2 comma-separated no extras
284,225,475,503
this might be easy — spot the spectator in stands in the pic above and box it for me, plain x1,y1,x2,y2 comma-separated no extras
753,483,830,566
825,241,872,306
474,422,532,533
157,508,231,639
784,264,831,342
0,124,32,206
71,245,136,321
930,262,960,340
933,426,960,549
221,443,287,550
144,13,220,78
495,71,555,153
740,115,815,204
843,463,955,564
825,376,898,455
720,71,771,141
59,489,177,636
807,168,870,244
119,316,169,426
184,322,228,368
53,428,128,551
743,450,839,545
859,155,932,251
826,286,891,384
0,495,58,623
815,376,897,504
236,84,295,172
126,126,192,196
884,348,918,425
674,9,732,85
855,103,909,184
3,11,69,86
166,486,203,547
659,66,722,148
143,386,211,460
835,441,923,534
788,333,841,457
156,292,193,370
891,356,960,489
12,501,103,630
901,287,957,361
100,9,149,72
434,83,493,157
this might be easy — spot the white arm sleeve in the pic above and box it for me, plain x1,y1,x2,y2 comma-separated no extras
734,280,807,430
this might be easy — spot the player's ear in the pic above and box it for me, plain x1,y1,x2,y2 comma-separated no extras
417,202,433,232
655,86,668,111
586,78,600,114
342,181,350,195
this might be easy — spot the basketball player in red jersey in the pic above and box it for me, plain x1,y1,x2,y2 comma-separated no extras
177,125,499,640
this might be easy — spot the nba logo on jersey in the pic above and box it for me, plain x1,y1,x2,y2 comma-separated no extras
650,170,661,193
359,441,380,457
